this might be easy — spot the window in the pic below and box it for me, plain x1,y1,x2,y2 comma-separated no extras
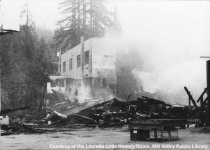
63,62,66,72
77,55,81,68
69,59,72,70
85,51,89,64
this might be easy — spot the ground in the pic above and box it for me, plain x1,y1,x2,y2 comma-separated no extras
0,127,210,150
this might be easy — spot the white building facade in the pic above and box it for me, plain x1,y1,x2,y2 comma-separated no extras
59,38,117,99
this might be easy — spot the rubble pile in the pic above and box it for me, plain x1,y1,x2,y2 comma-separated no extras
47,97,176,127
1,107,48,135
1,95,196,135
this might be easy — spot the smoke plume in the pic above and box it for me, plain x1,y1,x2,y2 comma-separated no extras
115,1,210,104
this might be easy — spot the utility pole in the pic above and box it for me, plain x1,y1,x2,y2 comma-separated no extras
200,56,210,126
0,48,1,115
206,60,210,126
0,53,1,132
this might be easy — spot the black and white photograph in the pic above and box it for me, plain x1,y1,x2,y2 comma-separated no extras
0,0,210,149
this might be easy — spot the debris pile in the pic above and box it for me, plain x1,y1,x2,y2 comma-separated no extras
47,97,174,127
1,93,198,135
1,107,47,135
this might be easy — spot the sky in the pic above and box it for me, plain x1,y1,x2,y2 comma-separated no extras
2,0,210,104
1,0,60,30
27,0,61,29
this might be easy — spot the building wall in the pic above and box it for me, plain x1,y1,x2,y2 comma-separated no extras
59,38,117,100
61,38,117,86
91,38,116,87
61,40,91,79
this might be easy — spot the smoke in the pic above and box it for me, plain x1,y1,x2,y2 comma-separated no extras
75,82,115,103
96,31,208,104
76,82,92,103
104,1,210,104
53,1,210,105
132,60,206,104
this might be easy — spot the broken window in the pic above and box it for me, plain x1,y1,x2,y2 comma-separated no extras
63,61,66,72
85,51,89,64
77,55,80,68
69,58,72,70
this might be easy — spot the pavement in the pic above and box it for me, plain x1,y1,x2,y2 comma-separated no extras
0,127,210,150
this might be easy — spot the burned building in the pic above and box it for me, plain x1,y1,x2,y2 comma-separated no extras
52,38,117,100
49,37,146,101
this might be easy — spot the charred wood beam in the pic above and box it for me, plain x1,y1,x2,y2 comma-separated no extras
0,106,31,115
53,110,67,119
197,88,207,107
142,96,166,105
197,88,207,102
203,96,208,105
184,87,198,108
72,114,97,123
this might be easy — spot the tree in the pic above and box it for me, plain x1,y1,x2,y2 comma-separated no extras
54,0,119,52
0,5,54,111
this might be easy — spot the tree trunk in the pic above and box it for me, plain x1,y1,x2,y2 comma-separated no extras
39,84,46,112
